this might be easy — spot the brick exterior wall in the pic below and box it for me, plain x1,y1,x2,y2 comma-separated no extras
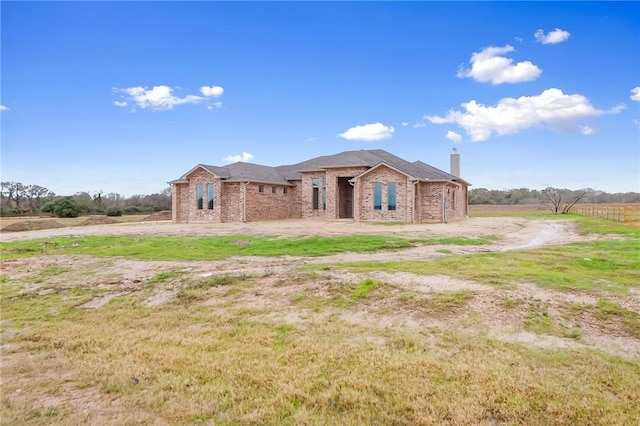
355,165,413,222
171,164,468,224
300,167,368,219
244,183,296,221
415,182,467,223
221,183,243,222
172,183,189,223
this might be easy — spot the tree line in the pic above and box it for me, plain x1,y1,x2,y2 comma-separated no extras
469,187,640,206
0,181,171,217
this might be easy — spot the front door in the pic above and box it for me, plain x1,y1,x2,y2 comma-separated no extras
338,177,354,219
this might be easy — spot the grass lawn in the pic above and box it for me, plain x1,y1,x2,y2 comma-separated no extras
1,215,638,425
0,234,497,261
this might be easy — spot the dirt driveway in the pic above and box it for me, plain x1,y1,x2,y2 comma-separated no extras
0,217,590,248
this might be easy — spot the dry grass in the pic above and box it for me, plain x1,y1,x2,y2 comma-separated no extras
1,261,639,425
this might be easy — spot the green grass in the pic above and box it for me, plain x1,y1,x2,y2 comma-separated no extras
351,279,382,301
309,239,640,293
572,216,640,238
0,234,497,261
146,270,184,284
594,299,640,338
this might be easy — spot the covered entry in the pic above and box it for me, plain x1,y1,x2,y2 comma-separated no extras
337,177,354,218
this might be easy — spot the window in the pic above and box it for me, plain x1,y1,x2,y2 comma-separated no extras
322,178,326,210
196,184,203,210
451,189,456,210
272,186,277,194
312,178,319,210
207,184,214,209
259,185,264,193
283,187,288,194
373,182,382,211
388,183,396,211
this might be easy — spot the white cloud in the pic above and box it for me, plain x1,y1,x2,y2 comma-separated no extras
207,101,223,111
580,125,597,136
0,105,9,112
425,88,615,142
223,152,254,163
401,122,409,127
457,45,542,85
446,131,462,143
608,104,626,114
201,85,224,97
113,101,128,107
113,85,203,110
413,122,426,128
535,28,571,44
337,122,395,141
631,87,640,101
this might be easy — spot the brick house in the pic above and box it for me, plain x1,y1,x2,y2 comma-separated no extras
169,149,470,223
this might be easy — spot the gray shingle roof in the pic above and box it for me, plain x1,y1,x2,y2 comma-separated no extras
177,149,466,184
199,162,293,185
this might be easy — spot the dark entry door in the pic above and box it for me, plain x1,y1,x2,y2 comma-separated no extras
338,177,354,218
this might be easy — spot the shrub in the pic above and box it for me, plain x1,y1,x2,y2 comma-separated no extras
52,197,80,218
123,205,154,215
106,207,123,217
41,200,56,213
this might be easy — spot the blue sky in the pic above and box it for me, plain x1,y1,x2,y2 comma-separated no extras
1,1,639,196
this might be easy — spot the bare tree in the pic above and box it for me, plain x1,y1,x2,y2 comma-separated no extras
27,185,54,212
92,190,104,209
0,181,11,210
10,182,27,212
105,193,123,207
541,187,587,214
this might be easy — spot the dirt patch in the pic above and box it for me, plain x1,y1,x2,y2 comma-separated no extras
143,210,172,221
77,216,118,226
1,219,65,232
0,216,595,245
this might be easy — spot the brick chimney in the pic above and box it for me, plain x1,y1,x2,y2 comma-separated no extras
450,150,460,177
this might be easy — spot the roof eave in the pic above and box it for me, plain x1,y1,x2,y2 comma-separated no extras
224,179,296,186
181,164,220,179
351,162,414,181
317,164,370,169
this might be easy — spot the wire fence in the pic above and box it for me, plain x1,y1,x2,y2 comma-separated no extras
569,204,640,223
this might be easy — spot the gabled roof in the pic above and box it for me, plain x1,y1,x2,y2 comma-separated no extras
178,162,293,185
172,149,469,185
